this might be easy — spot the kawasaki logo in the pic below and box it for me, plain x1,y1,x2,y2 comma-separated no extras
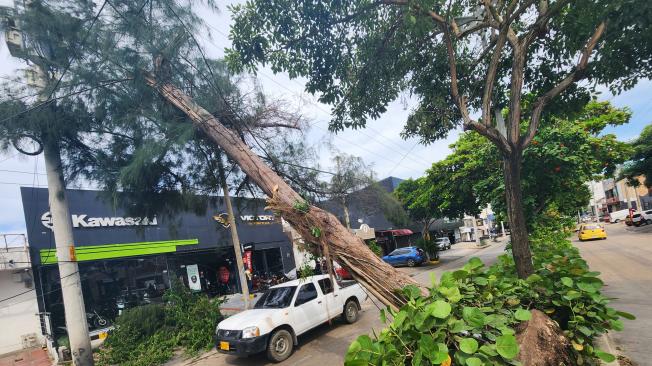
40,212,158,229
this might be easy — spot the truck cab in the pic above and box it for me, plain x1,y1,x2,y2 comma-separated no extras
215,274,367,362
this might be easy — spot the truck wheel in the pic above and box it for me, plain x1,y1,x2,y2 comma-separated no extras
266,329,293,363
343,300,359,324
407,259,416,267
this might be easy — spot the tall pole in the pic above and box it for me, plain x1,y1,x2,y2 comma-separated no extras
43,139,93,366
218,157,250,309
500,221,505,237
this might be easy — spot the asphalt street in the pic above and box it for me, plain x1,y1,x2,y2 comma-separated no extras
576,222,652,366
166,241,508,366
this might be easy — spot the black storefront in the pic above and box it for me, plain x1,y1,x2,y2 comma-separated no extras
20,187,295,335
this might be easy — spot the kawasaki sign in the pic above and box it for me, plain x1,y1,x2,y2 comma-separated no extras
40,211,158,229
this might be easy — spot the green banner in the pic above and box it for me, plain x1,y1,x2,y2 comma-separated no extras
39,239,199,264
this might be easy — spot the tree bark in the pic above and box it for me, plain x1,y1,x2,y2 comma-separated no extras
143,74,421,310
503,149,535,278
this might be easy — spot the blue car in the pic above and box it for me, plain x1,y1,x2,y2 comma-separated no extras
382,246,427,267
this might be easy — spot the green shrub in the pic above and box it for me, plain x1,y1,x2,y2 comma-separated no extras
415,237,438,260
97,281,224,366
366,239,383,257
346,214,632,366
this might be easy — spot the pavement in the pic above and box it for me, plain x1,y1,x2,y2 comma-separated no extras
0,348,52,366
575,222,652,366
166,240,508,366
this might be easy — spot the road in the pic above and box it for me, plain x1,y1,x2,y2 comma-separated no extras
576,222,652,366
166,240,508,366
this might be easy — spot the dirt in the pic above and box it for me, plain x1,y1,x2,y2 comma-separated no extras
515,310,574,366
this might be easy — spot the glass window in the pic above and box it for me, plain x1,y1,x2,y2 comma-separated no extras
254,286,297,309
295,283,318,306
583,224,600,230
317,278,333,295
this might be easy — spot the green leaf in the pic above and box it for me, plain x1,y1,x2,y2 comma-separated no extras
595,350,616,363
459,338,479,354
462,307,486,328
473,277,488,286
616,311,636,320
380,308,386,323
525,274,542,283
561,277,574,287
514,308,532,321
465,257,484,271
495,335,519,359
577,282,597,293
439,286,462,303
429,300,452,318
466,357,482,366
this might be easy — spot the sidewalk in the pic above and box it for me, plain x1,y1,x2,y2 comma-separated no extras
0,348,52,366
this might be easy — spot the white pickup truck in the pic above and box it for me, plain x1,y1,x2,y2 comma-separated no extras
215,274,368,362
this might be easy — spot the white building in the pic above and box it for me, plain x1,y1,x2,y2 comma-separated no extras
0,234,45,356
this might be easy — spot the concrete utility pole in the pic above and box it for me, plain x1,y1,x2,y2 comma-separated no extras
2,5,94,363
218,158,250,309
44,140,93,366
472,215,480,244
500,221,505,237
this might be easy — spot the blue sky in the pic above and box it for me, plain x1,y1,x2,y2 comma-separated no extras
0,1,651,235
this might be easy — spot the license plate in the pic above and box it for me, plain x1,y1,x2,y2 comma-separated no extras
99,332,108,340
219,341,229,351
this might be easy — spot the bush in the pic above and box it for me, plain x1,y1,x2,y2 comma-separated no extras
345,214,632,366
415,238,438,260
366,239,383,257
97,281,224,366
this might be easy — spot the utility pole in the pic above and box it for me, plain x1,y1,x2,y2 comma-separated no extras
3,5,94,364
500,221,505,237
217,157,250,309
44,139,93,366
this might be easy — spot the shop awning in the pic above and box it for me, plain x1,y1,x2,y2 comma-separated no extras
377,229,414,236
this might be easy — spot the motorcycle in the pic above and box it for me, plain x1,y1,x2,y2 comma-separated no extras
87,309,110,328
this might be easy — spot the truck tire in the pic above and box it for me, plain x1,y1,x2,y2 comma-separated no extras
343,300,359,324
266,329,293,362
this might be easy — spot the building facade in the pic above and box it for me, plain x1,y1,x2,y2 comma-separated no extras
20,187,296,344
0,235,45,356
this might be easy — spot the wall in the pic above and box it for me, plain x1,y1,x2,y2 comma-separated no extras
0,270,43,356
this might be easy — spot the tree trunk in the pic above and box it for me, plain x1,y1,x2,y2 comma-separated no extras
342,196,351,229
503,149,535,278
144,74,421,310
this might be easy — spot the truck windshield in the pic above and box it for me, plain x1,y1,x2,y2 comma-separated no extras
254,286,297,309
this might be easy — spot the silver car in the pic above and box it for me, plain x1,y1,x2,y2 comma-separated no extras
434,237,451,250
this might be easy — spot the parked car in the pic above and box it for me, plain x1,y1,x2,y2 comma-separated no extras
609,208,632,223
381,246,427,267
215,275,367,362
641,210,652,225
434,237,451,250
578,223,607,241
630,212,645,226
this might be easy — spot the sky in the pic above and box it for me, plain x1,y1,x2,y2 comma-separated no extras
0,1,650,236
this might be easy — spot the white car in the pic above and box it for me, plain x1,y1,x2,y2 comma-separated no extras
639,209,652,225
609,208,632,223
435,237,451,250
215,274,368,362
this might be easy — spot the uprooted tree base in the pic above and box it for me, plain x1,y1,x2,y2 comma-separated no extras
515,310,574,366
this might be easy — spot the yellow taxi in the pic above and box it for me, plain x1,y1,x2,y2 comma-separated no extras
578,223,607,241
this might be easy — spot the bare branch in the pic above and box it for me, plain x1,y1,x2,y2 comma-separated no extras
467,121,512,154
522,0,572,47
521,22,606,147
481,20,510,127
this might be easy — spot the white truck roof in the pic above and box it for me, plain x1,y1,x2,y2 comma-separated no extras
270,274,332,289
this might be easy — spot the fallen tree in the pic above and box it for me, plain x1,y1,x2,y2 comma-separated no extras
143,73,422,310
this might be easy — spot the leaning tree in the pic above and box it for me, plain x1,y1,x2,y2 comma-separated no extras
2,0,422,309
227,0,652,278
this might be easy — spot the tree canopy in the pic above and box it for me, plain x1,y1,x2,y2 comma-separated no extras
396,101,632,225
620,123,652,188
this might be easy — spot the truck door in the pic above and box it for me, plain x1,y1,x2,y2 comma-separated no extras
317,278,340,319
291,282,327,334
